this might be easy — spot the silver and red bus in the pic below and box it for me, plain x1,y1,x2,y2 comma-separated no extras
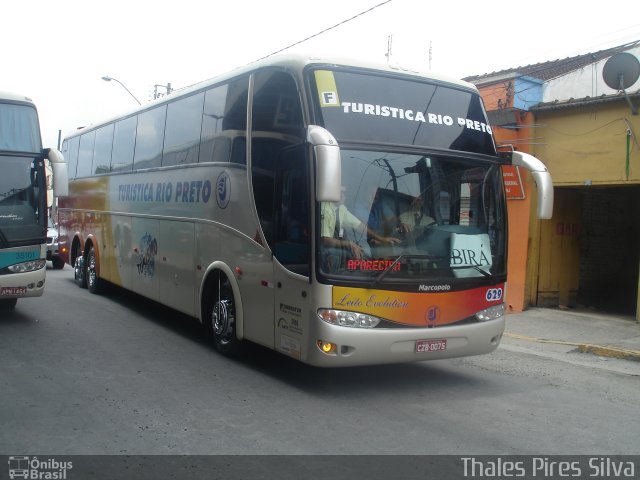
58,55,552,366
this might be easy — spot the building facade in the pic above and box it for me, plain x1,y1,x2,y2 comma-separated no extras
465,41,640,319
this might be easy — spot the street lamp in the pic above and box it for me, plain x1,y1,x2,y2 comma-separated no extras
101,75,141,105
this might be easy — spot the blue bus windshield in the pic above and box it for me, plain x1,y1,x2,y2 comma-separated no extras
0,103,42,153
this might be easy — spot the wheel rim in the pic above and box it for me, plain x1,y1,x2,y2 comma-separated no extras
74,256,83,283
87,250,97,288
212,298,234,346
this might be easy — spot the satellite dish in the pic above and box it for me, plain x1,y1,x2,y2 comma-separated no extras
603,52,640,90
602,52,639,115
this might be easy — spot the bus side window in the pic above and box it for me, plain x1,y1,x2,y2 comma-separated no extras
76,131,95,178
251,70,305,252
93,124,114,175
134,105,166,170
274,146,310,275
162,92,204,167
199,78,249,164
229,137,245,165
111,116,137,172
63,137,80,179
251,138,280,245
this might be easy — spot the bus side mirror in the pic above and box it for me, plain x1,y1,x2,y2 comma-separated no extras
510,151,554,219
307,125,341,202
47,148,69,197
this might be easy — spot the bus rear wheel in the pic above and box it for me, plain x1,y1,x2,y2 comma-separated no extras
205,273,240,355
74,255,86,288
85,245,103,294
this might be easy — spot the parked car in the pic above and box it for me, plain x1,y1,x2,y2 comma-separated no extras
47,218,65,269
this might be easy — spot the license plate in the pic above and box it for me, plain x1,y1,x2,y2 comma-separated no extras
416,338,447,353
1,287,26,296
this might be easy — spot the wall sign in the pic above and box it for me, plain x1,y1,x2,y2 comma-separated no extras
502,165,525,199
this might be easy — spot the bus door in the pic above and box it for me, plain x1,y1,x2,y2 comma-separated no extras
250,69,309,358
272,146,312,361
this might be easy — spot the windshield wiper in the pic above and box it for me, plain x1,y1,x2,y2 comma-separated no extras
370,254,404,287
450,265,492,277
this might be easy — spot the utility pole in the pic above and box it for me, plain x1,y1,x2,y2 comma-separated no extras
386,35,393,64
153,83,173,100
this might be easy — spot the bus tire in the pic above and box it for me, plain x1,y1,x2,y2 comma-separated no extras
204,272,240,355
52,257,65,270
85,245,103,294
0,298,17,309
74,255,87,288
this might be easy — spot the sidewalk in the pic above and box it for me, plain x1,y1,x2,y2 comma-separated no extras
503,307,640,362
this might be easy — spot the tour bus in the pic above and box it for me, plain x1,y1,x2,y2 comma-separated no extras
58,55,552,366
0,92,68,309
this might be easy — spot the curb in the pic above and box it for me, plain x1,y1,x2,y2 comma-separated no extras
504,332,640,362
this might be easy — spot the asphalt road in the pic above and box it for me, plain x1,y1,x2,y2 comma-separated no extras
1,267,638,455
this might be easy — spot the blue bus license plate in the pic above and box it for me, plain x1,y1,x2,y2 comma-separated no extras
416,339,447,353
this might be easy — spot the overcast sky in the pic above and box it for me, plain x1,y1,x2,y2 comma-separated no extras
3,0,639,149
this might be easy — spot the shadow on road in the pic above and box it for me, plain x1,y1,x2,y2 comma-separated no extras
48,275,489,396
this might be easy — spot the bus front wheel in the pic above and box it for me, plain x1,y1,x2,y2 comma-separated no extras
205,273,240,355
52,257,65,270
0,298,17,309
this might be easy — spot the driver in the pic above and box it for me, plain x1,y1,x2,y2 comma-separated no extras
321,187,400,260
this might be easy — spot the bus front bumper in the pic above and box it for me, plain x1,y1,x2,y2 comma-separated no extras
304,316,505,367
0,268,46,299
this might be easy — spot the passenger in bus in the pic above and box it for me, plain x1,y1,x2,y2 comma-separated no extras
321,187,400,264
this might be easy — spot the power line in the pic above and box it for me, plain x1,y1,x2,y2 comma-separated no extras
254,0,392,62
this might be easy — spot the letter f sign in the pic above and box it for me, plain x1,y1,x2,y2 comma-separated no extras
322,91,338,106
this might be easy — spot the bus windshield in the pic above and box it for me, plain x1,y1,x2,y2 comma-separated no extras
317,149,507,284
309,68,495,155
0,103,42,153
0,156,45,247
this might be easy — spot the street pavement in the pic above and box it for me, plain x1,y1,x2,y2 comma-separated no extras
503,306,640,363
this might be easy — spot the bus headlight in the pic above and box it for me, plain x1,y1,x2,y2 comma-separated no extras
475,303,505,322
317,309,381,328
8,259,47,273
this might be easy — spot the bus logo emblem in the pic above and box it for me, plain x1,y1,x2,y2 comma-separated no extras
216,172,231,209
426,305,440,325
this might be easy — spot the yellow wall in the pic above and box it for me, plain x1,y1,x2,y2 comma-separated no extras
535,189,581,307
534,102,640,186
532,100,640,314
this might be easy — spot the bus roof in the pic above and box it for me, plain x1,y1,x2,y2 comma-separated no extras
0,91,36,105
64,53,479,140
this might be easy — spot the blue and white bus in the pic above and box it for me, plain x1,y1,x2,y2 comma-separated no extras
0,91,67,309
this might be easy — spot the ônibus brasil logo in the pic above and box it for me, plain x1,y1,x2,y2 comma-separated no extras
7,456,72,479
